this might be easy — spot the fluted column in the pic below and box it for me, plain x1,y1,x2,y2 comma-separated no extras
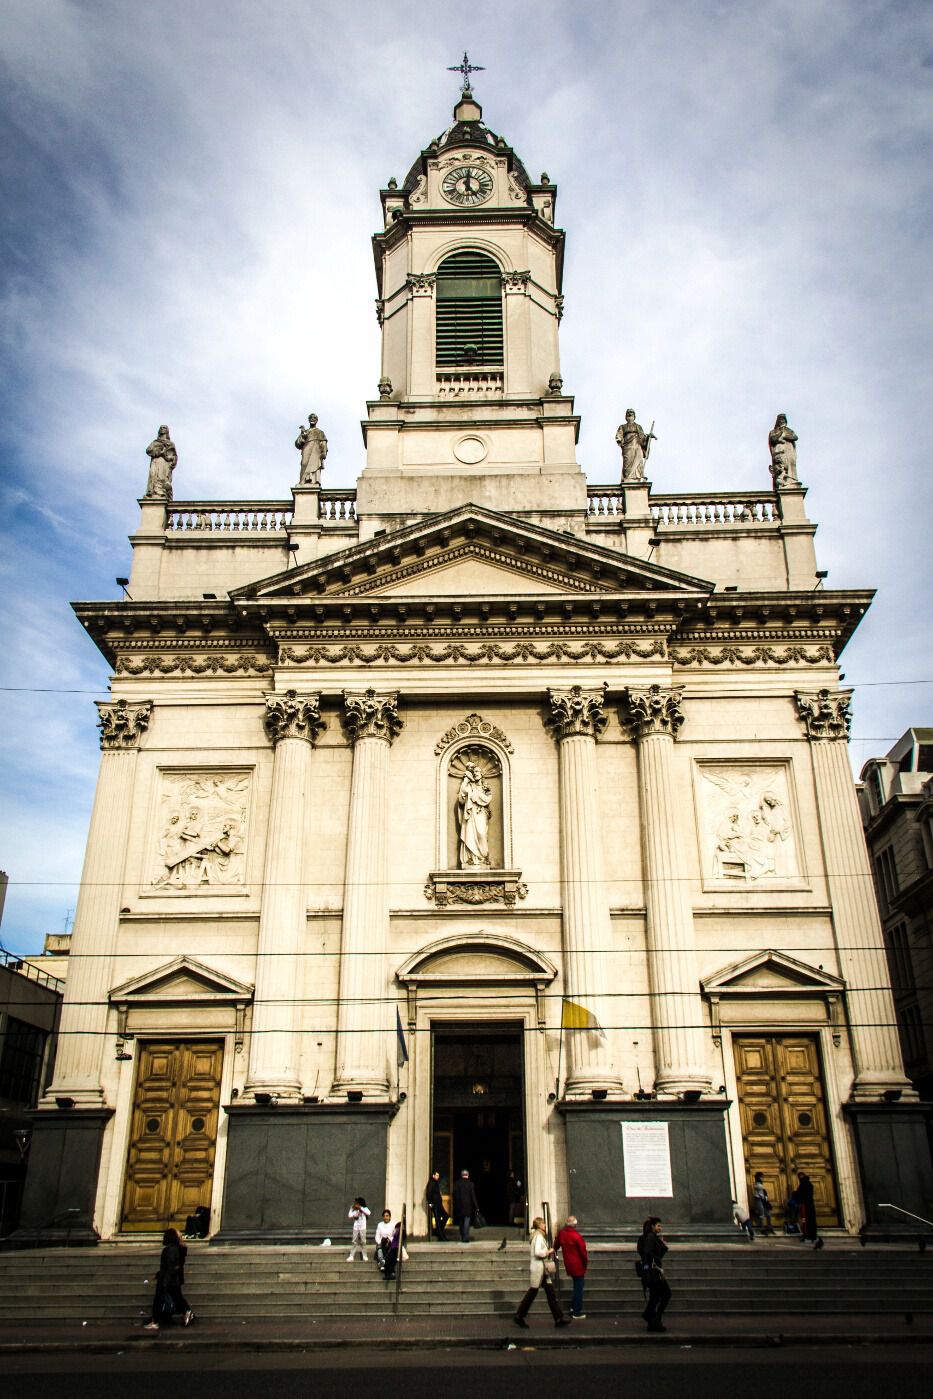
245,690,325,1100
796,690,913,1098
332,689,403,1098
546,685,623,1094
46,699,152,1104
623,685,712,1096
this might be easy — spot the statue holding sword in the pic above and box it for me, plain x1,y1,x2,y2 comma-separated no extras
616,409,657,482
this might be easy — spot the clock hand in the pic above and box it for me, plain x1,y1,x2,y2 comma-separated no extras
463,172,475,194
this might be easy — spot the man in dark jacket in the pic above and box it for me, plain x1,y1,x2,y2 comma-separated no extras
637,1216,671,1332
554,1214,589,1318
452,1168,479,1243
426,1169,449,1240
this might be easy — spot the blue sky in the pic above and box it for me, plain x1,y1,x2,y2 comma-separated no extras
1,0,932,952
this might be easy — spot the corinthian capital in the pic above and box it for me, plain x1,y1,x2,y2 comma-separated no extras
795,688,852,742
264,689,326,746
546,685,609,742
342,689,403,745
622,684,686,740
96,699,152,750
406,273,436,296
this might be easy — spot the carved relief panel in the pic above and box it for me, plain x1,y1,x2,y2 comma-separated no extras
148,771,252,892
694,762,803,890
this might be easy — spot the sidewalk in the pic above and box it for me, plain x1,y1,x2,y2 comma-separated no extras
0,1311,929,1355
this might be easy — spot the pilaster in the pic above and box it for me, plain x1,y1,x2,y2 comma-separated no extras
332,690,403,1098
44,700,152,1104
795,689,914,1098
545,685,623,1095
245,690,326,1101
623,684,712,1097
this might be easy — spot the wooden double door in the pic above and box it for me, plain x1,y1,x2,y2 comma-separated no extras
122,1040,223,1232
734,1034,839,1227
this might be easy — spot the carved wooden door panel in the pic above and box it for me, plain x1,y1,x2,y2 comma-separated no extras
733,1034,839,1227
121,1040,223,1231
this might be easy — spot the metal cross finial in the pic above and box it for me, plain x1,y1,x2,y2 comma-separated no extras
448,51,485,94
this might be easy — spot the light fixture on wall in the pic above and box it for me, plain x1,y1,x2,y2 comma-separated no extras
471,1081,489,1097
347,1090,364,1103
682,1089,702,1103
54,1096,75,1111
254,1092,277,1107
591,1088,608,1101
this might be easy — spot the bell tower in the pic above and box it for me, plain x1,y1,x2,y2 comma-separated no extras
358,68,585,533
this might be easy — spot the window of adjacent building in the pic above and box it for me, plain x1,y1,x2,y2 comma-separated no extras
917,744,933,774
873,845,899,915
871,767,886,809
884,921,913,995
435,251,503,368
0,1017,48,1105
900,1003,924,1066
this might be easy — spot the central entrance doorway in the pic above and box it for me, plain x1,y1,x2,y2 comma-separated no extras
431,1023,525,1228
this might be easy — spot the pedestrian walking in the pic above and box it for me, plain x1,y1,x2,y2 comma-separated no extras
637,1216,671,1332
751,1172,775,1235
796,1171,824,1250
374,1208,395,1270
144,1227,193,1330
425,1169,449,1240
553,1214,588,1318
732,1199,755,1240
452,1168,478,1243
513,1216,571,1329
347,1196,371,1261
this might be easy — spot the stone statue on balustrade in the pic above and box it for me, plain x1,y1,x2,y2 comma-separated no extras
616,410,656,482
144,425,178,500
768,413,798,488
295,413,328,487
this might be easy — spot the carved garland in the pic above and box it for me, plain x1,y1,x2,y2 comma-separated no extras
672,644,835,667
795,689,853,741
280,640,667,666
342,689,404,745
263,690,326,746
434,713,514,755
97,699,153,750
116,653,271,677
546,685,609,741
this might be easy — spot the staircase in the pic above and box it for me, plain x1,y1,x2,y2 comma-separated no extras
0,1242,930,1324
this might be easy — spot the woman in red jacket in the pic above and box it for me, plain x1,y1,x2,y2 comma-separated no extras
554,1215,589,1320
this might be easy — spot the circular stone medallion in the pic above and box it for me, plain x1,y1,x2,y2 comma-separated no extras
453,435,488,465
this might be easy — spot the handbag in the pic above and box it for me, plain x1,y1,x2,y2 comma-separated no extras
542,1256,558,1281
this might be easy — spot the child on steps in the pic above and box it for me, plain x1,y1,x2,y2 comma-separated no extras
347,1197,371,1261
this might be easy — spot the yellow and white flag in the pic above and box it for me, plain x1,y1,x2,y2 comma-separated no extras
560,999,606,1041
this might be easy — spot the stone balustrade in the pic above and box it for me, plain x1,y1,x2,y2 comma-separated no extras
166,502,292,533
318,490,358,522
585,488,776,525
436,370,504,397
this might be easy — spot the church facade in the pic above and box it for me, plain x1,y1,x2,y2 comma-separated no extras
22,81,931,1242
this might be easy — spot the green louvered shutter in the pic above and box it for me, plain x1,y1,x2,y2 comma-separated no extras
435,251,503,367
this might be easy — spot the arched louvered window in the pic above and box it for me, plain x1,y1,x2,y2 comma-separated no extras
435,251,503,368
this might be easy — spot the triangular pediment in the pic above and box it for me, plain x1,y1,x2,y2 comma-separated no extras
702,950,844,996
109,956,253,1005
232,504,712,604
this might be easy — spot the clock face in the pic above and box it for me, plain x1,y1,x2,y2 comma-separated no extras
441,164,494,207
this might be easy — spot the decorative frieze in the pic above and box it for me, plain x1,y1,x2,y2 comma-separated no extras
263,689,326,746
672,644,835,667
434,712,514,756
280,639,667,666
424,870,528,908
545,685,609,742
623,684,685,741
342,689,403,745
96,699,152,750
116,652,271,677
795,689,852,742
